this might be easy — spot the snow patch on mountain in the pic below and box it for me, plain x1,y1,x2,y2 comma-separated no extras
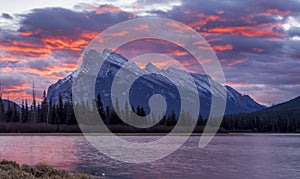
47,49,265,117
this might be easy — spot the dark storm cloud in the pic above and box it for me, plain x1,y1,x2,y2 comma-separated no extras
285,39,300,60
161,0,298,28
18,7,133,38
286,27,300,37
1,6,134,59
0,73,30,88
230,36,283,55
51,49,82,64
0,61,19,68
0,1,299,105
2,13,13,20
251,15,278,25
153,0,300,104
26,59,52,71
0,30,50,58
259,0,300,12
0,6,136,102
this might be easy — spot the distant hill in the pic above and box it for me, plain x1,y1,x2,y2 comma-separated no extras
240,96,300,119
223,96,300,132
1,99,21,112
260,96,300,116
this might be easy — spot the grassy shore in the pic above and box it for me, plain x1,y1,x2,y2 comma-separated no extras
0,160,92,179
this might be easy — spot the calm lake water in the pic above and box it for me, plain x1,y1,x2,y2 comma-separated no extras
0,134,300,178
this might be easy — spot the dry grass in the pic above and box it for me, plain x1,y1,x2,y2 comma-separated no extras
0,160,92,179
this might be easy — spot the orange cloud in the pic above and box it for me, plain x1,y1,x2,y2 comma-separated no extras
266,9,291,16
207,25,281,37
135,60,178,69
0,56,20,62
42,37,88,51
2,91,34,102
188,13,224,31
212,44,233,51
45,64,77,73
0,41,51,58
200,58,212,64
81,32,99,40
19,32,33,37
134,24,149,31
228,59,246,66
193,40,211,50
152,61,179,69
105,31,128,37
1,82,44,103
93,5,121,14
173,50,188,56
197,14,220,21
0,62,77,79
1,30,101,59
166,22,191,32
226,82,251,86
193,40,207,45
4,83,30,92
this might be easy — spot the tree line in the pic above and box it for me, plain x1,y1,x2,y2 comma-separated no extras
0,90,298,133
0,91,204,127
221,110,300,133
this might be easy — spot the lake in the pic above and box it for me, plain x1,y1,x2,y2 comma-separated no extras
0,134,300,178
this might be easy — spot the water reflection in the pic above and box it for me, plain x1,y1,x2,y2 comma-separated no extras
0,136,81,171
0,135,300,178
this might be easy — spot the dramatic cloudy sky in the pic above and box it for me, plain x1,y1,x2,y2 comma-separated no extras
0,0,299,106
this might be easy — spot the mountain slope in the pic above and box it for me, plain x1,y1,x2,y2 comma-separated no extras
0,99,21,112
225,96,300,120
254,96,300,117
47,49,265,118
263,96,300,114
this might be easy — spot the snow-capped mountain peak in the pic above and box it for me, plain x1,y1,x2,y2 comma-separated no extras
47,50,265,117
145,62,160,72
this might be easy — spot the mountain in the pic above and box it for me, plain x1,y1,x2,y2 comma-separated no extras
0,99,21,112
251,96,300,118
47,49,265,118
222,96,300,132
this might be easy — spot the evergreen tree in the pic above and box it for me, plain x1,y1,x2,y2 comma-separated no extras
115,98,120,116
166,111,177,126
41,90,48,123
124,100,129,122
105,106,111,124
0,96,5,122
108,98,123,125
255,115,260,132
48,99,54,124
130,105,137,125
96,94,105,120
197,115,205,126
58,93,64,124
37,103,41,123
24,100,29,123
6,100,12,122
21,100,25,122
13,102,19,122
